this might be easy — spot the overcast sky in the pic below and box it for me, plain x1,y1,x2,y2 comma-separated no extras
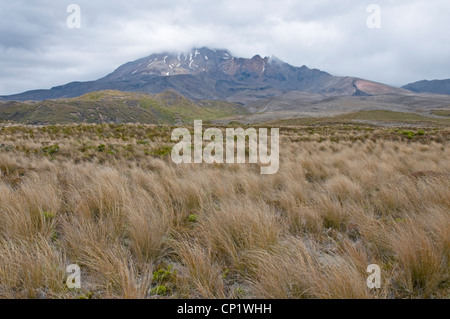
0,0,449,95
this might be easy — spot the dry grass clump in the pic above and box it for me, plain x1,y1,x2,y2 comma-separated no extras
173,239,226,298
0,236,66,298
387,210,449,297
0,123,448,298
243,238,377,299
196,200,281,267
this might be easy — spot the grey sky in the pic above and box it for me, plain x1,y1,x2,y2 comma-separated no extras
1,0,449,95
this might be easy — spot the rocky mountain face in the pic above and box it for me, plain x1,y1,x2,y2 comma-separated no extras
0,47,408,103
402,79,450,95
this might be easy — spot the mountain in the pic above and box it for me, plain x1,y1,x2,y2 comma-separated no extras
0,90,248,125
0,47,409,103
3,47,450,125
402,79,450,95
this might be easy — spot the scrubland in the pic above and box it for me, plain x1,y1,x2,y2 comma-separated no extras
0,122,448,299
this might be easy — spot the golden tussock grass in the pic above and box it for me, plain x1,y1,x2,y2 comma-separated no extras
0,123,448,298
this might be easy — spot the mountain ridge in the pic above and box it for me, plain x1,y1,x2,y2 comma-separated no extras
402,79,450,95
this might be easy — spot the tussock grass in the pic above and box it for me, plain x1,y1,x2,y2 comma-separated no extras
0,123,448,298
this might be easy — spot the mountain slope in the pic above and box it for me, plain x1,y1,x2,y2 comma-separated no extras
0,90,248,125
0,47,409,103
402,79,450,95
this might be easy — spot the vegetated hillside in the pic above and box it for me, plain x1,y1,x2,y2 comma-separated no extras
262,110,450,127
403,79,450,95
0,89,248,125
0,47,409,103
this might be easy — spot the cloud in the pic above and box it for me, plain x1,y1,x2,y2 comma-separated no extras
0,0,449,94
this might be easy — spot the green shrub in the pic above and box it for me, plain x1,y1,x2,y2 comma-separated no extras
153,264,176,283
401,130,415,139
149,285,167,296
188,214,198,223
41,144,59,155
41,211,55,220
149,145,172,157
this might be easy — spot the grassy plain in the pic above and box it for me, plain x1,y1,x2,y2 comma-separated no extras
0,117,448,298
